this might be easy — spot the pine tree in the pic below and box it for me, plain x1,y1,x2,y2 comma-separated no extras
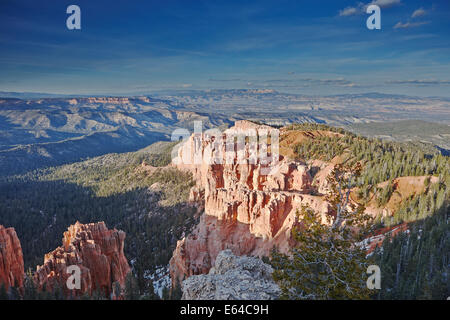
0,284,8,300
170,280,183,300
161,286,170,300
124,273,140,300
271,163,373,299
7,286,20,300
23,269,38,300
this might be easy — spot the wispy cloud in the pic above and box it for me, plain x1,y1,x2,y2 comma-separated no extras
209,78,242,82
300,78,356,86
371,0,401,9
412,8,427,18
394,21,430,29
386,79,450,85
339,0,401,16
339,5,362,17
206,77,359,88
246,78,359,88
394,6,429,30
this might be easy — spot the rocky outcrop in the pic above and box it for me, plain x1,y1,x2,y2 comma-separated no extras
359,223,409,255
0,225,24,290
182,250,280,300
35,221,130,298
170,121,333,285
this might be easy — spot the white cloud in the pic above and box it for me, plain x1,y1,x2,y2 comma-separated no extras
247,78,358,88
209,78,241,82
386,79,450,85
370,0,401,8
339,0,400,17
412,8,426,18
339,6,360,16
394,21,429,29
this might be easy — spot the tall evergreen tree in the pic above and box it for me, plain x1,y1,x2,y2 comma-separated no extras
271,163,373,299
124,273,140,300
0,284,8,300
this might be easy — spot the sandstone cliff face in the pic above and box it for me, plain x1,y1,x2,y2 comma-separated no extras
182,250,280,300
0,225,24,290
35,221,130,298
170,121,333,285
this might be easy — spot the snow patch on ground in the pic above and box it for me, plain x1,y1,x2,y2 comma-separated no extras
145,265,171,298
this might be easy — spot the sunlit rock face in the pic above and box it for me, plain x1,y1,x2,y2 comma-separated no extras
170,121,333,286
181,249,281,300
0,225,24,290
35,221,130,298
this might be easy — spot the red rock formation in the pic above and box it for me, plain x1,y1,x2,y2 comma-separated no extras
170,121,333,285
360,223,409,255
35,221,130,298
169,121,433,286
0,225,24,290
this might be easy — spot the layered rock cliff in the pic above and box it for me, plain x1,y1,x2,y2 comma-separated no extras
170,121,333,285
0,225,24,290
35,221,130,298
182,249,280,300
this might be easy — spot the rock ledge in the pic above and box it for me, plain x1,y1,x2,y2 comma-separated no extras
182,250,280,300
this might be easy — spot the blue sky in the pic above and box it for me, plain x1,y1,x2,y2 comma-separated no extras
1,0,449,96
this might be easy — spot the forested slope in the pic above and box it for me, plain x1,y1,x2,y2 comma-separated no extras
0,141,199,297
283,123,449,299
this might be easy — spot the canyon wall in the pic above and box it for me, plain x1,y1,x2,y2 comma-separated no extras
35,221,130,298
170,121,333,285
0,225,24,290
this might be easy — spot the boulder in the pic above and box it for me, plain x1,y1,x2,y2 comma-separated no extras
181,250,280,300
